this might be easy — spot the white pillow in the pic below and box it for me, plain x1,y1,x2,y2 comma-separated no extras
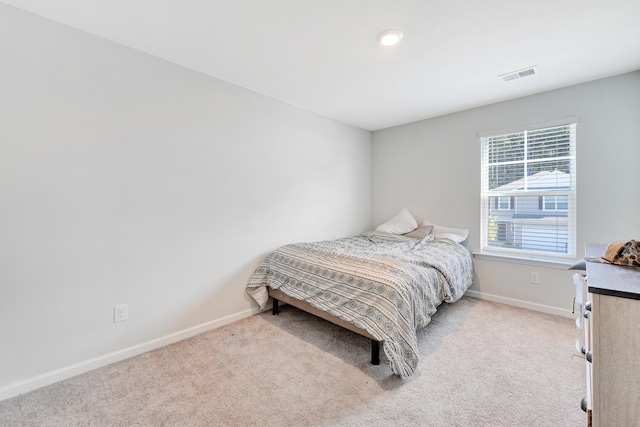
375,208,418,234
422,221,469,243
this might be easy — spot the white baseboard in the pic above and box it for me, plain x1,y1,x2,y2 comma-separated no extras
464,289,575,318
0,306,264,401
1,294,570,401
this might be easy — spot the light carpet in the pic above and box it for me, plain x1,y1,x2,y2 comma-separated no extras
0,297,586,426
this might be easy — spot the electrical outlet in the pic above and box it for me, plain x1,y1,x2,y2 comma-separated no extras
114,304,128,323
530,272,540,284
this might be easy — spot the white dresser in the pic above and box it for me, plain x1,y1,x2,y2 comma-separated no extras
583,244,640,427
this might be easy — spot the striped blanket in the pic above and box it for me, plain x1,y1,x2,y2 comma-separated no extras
246,231,473,376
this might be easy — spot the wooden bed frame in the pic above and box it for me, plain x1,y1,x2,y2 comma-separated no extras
268,287,381,365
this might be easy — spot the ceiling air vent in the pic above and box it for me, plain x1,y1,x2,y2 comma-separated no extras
499,66,538,82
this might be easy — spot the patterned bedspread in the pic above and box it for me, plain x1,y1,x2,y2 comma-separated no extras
246,231,473,376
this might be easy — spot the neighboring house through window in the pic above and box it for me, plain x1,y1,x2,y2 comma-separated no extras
497,196,512,210
542,195,568,211
480,122,577,258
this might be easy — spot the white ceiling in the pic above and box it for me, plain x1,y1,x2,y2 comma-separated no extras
3,0,640,131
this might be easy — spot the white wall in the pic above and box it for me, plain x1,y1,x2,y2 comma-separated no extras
372,71,640,314
0,5,371,398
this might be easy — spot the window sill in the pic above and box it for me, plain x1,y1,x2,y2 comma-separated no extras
472,252,574,270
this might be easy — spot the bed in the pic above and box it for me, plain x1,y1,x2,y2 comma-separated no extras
246,228,473,376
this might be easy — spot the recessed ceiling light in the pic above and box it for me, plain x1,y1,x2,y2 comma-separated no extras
377,29,403,47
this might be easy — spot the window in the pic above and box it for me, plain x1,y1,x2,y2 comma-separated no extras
495,220,512,243
497,196,512,210
481,123,576,258
542,195,568,211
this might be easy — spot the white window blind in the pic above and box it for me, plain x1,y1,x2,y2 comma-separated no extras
480,123,576,258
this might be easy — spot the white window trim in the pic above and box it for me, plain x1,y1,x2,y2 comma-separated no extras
472,251,575,269
479,121,577,260
478,116,579,138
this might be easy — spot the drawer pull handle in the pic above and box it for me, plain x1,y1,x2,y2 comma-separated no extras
585,301,592,311
583,310,589,319
586,351,592,363
581,397,587,412
581,345,586,355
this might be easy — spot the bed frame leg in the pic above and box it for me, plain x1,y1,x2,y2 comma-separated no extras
371,340,380,365
272,298,279,315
